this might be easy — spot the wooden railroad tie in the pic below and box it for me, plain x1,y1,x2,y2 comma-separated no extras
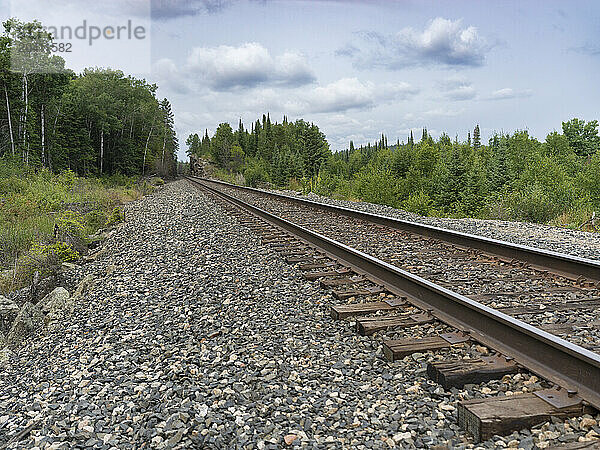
356,312,433,336
383,332,470,362
286,255,325,264
427,355,519,389
458,388,592,443
320,276,365,288
333,286,386,300
298,262,336,271
540,320,600,335
330,297,407,320
278,248,310,257
499,298,600,316
303,268,351,281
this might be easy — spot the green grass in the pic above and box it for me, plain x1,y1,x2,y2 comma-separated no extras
0,158,159,293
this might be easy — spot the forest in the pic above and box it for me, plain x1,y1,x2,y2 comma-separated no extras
0,18,178,291
0,19,178,177
188,118,600,228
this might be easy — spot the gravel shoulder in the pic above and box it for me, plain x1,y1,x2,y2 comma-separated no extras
1,180,598,449
264,187,600,261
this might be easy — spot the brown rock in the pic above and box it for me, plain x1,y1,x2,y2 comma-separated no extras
284,434,298,445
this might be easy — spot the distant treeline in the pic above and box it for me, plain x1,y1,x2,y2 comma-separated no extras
0,19,178,176
186,113,330,186
189,115,600,227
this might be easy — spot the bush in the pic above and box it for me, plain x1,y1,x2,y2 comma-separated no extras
244,164,269,187
55,210,86,239
85,210,108,230
403,191,433,216
30,240,80,263
57,169,77,189
105,207,125,227
353,168,400,208
504,183,564,223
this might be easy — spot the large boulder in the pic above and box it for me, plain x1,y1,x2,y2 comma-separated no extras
37,287,70,314
37,287,73,327
0,295,19,334
7,302,44,347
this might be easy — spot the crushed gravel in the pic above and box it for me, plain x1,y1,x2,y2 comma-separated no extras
265,188,600,261
0,180,598,449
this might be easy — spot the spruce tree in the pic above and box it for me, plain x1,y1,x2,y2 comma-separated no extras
473,124,481,150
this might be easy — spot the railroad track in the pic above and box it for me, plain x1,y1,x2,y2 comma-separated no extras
186,176,600,445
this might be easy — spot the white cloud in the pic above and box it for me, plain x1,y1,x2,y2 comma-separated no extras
423,107,464,117
338,17,490,69
488,88,533,100
438,78,477,101
304,78,417,113
154,58,192,94
184,43,315,90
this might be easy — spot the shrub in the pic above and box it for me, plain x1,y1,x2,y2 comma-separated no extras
244,164,269,187
57,169,77,189
105,207,125,227
403,191,433,216
85,210,108,230
30,240,80,263
353,168,400,208
56,210,86,239
504,183,564,223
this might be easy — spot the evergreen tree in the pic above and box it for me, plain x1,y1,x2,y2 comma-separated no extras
473,124,481,150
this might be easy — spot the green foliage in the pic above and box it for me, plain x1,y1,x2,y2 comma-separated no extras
353,167,400,208
194,114,331,189
244,160,270,187
85,210,108,230
562,118,600,157
30,240,79,262
105,207,125,227
299,122,598,227
205,118,599,229
0,19,178,177
0,160,144,278
504,183,564,223
55,210,86,238
403,191,433,216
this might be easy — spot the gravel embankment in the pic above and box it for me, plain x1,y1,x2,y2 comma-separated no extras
265,188,600,261
1,180,598,449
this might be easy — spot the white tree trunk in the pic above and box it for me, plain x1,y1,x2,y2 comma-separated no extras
143,123,154,176
100,129,104,174
41,103,45,167
161,134,166,169
22,75,28,149
4,84,15,156
48,102,62,171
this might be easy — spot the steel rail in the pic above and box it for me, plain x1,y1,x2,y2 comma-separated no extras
187,176,600,410
194,177,600,282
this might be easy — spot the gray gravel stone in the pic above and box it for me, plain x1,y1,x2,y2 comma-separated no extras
0,295,19,334
0,180,598,450
6,302,44,347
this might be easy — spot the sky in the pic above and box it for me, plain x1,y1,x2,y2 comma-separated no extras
3,0,600,160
